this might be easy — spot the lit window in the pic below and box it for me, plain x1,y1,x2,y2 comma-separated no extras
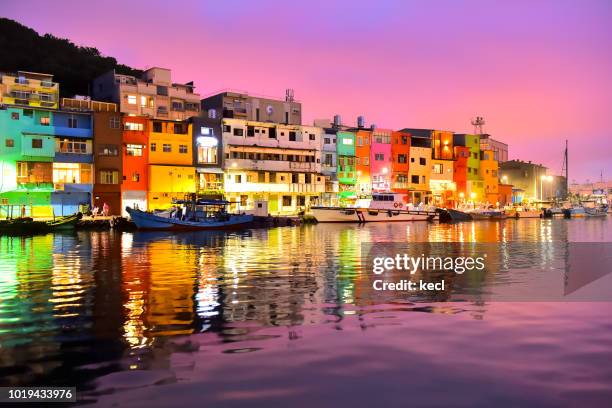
53,163,92,184
109,116,120,129
124,122,144,131
179,144,188,154
5,139,14,148
100,170,119,184
343,138,353,145
201,127,212,135
40,116,50,126
32,139,43,148
126,144,143,156
127,95,137,105
163,144,171,153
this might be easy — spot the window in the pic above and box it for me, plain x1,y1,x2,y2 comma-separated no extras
162,144,172,153
247,126,255,137
125,122,144,131
32,139,43,148
421,175,426,184
240,195,248,206
419,157,426,166
208,109,217,119
305,173,312,183
342,138,353,145
309,133,316,141
233,128,244,136
269,127,277,139
324,138,330,144
126,144,143,156
127,95,137,105
156,86,168,96
411,175,420,184
197,145,217,164
99,145,118,156
53,163,92,184
289,131,297,141
17,162,28,178
235,174,242,183
58,138,87,154
398,154,407,163
150,143,156,152
223,125,231,133
100,170,119,184
282,196,292,206
132,172,140,182
40,116,50,126
433,163,443,174
375,153,384,161
179,144,188,154
11,112,19,120
357,137,362,146
172,101,184,111
174,123,186,134
152,122,163,132
5,139,14,148
401,136,408,145
411,157,415,163
66,117,77,128
363,157,369,166
292,173,299,183
23,109,33,117
324,154,333,166
109,116,120,129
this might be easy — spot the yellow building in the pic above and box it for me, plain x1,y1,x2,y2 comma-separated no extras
407,143,432,204
148,120,196,209
0,71,59,109
480,149,499,205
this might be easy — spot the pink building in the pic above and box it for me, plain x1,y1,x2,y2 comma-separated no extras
370,129,392,191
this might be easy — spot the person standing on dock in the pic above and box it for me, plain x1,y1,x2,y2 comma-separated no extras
102,202,110,217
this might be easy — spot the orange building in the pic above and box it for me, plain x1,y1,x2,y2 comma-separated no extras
121,116,149,214
391,130,410,197
480,149,499,205
355,129,372,194
453,146,469,205
498,183,513,206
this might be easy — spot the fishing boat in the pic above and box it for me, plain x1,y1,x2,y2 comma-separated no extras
467,208,507,220
126,199,253,230
506,206,542,218
0,213,81,235
310,192,437,223
563,206,586,218
584,207,608,217
440,208,473,222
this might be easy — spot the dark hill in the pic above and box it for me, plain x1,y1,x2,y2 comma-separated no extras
0,18,141,97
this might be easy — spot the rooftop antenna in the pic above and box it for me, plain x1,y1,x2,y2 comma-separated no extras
285,88,295,102
471,116,485,134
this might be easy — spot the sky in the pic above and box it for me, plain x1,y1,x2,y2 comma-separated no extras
3,0,611,182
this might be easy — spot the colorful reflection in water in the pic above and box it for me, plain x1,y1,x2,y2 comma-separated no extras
0,219,611,406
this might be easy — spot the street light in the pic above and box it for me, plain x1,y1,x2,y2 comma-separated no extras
501,175,508,184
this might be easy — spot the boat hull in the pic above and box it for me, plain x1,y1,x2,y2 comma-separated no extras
127,207,254,230
514,210,542,218
310,207,435,223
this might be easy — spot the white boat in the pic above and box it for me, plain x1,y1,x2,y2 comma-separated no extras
310,192,437,223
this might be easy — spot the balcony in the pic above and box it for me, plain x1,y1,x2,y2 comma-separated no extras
225,182,325,194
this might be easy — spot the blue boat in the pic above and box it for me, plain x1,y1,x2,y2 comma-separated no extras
126,199,253,231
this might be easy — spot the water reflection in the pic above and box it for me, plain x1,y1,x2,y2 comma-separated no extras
0,218,610,403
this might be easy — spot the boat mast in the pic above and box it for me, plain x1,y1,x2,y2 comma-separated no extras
562,139,569,199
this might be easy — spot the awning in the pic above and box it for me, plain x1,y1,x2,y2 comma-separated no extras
196,167,224,174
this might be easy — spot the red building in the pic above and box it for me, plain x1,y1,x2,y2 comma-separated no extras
121,116,149,214
453,145,470,205
391,130,411,198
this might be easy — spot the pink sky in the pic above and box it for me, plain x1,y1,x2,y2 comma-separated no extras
3,0,611,182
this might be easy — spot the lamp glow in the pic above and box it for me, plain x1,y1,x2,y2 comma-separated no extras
197,136,218,147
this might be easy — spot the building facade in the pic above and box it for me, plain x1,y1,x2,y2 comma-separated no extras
337,130,357,199
391,130,411,196
480,149,499,205
407,137,432,204
121,116,149,214
221,118,324,214
0,71,59,109
430,130,456,206
480,134,508,163
93,67,201,121
370,129,392,192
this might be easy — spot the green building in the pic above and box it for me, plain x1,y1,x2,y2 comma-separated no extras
336,131,357,200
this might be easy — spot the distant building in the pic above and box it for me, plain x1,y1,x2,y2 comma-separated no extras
0,71,59,109
479,134,508,163
93,67,201,120
454,134,484,203
201,90,302,125
499,160,550,202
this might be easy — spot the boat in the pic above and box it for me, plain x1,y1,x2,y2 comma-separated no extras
439,208,473,222
507,206,542,219
126,199,254,230
310,192,437,223
467,208,507,220
563,206,586,218
0,213,82,235
584,207,608,217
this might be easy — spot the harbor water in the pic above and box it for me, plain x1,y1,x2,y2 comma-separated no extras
1,218,611,406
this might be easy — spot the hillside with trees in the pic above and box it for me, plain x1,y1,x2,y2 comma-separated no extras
0,18,141,97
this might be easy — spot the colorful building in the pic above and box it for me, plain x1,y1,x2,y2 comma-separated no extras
0,71,59,109
370,129,392,192
191,117,223,198
321,127,339,206
407,137,432,204
454,134,484,203
354,129,371,194
429,130,456,207
480,149,499,205
221,118,324,214
337,130,357,199
93,67,201,121
453,145,470,205
391,130,410,196
121,116,149,214
148,120,195,210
